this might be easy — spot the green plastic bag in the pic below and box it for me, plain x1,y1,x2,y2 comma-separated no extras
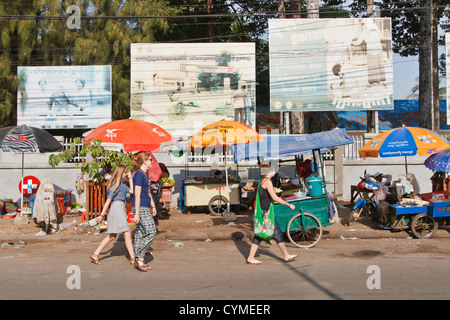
253,181,275,239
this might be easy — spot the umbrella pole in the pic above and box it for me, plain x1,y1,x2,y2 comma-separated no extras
21,152,24,216
405,156,408,174
224,145,230,214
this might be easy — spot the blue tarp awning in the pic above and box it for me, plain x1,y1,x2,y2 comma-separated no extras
233,128,354,162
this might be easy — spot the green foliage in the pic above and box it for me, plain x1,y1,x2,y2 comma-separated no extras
0,0,178,128
48,137,134,182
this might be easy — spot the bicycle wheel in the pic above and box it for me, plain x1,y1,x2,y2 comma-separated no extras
410,214,437,239
287,212,323,248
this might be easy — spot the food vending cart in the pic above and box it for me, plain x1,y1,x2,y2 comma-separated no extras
234,129,354,248
180,177,241,215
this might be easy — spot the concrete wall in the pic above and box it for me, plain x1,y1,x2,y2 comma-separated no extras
0,148,435,208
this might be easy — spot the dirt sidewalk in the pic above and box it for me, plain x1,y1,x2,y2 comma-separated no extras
1,204,449,247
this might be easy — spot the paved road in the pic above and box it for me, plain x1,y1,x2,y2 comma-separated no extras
1,237,449,304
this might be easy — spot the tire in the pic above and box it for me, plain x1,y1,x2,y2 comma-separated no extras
287,212,323,248
410,214,437,239
347,207,363,226
208,195,228,216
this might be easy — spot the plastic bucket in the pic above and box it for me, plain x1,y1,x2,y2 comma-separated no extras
307,176,324,197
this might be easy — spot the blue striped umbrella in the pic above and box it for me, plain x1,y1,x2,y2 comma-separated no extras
424,149,450,172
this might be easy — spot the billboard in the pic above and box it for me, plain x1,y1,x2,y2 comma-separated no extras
130,43,256,137
269,18,393,112
447,32,450,125
17,65,112,129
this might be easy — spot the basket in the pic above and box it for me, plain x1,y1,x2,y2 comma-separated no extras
163,183,175,188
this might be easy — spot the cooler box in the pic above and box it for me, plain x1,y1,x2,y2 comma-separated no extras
306,176,324,197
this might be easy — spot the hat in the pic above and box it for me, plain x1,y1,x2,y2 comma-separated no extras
374,172,383,177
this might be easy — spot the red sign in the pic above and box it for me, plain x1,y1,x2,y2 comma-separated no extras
19,176,40,197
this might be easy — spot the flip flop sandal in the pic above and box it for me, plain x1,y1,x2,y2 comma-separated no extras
90,253,101,265
284,255,298,263
134,259,151,271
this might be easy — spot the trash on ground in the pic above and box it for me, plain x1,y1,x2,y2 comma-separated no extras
60,219,77,230
205,238,212,242
1,242,13,247
173,241,184,247
339,235,359,240
35,230,47,236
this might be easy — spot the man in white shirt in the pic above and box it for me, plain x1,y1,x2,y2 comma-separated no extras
364,172,392,195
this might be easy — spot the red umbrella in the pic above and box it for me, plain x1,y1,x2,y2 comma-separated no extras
83,119,174,152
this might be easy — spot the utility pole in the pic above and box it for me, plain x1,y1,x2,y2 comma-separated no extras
419,0,439,132
278,0,289,134
366,0,376,133
207,0,214,42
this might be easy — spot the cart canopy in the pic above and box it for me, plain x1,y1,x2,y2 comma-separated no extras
233,128,354,162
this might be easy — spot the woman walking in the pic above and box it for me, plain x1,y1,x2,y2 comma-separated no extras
90,165,134,265
132,152,157,271
247,161,298,265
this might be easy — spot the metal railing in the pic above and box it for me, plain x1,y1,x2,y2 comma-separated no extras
61,133,365,164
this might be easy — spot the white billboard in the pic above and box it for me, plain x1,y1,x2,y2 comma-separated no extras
269,18,394,112
130,43,256,137
17,65,112,129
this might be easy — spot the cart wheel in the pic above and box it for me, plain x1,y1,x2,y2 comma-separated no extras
410,213,437,239
208,195,228,216
347,207,363,226
287,212,322,248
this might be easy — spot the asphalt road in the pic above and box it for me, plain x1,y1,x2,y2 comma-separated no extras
1,237,449,305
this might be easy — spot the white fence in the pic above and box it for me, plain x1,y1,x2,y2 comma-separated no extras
61,133,366,164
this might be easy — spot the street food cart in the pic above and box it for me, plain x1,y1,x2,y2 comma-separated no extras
378,191,450,238
234,129,354,248
180,176,241,215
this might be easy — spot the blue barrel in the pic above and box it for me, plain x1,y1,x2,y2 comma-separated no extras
306,176,324,197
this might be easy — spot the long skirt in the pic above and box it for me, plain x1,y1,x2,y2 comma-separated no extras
133,206,157,260
107,201,130,234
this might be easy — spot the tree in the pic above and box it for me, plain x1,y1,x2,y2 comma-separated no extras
0,0,177,128
349,0,450,131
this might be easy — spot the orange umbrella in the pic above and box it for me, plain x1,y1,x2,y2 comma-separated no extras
188,119,262,150
359,126,450,173
83,119,174,152
187,120,263,214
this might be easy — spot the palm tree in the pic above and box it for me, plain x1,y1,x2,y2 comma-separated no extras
405,77,446,99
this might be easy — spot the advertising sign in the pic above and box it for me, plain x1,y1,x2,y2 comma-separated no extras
130,43,256,137
269,18,394,112
17,65,112,129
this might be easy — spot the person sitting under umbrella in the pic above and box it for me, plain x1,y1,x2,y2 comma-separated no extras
364,171,394,203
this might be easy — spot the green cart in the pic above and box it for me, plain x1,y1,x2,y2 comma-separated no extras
233,129,354,249
274,194,330,248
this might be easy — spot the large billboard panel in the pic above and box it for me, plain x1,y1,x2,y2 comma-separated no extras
130,43,256,137
269,18,393,112
17,65,112,129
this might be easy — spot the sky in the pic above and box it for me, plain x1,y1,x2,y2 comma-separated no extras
393,54,419,99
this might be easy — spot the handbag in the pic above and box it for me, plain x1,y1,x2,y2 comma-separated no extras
253,181,275,239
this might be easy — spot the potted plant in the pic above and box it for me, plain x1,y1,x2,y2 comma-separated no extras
48,137,134,218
